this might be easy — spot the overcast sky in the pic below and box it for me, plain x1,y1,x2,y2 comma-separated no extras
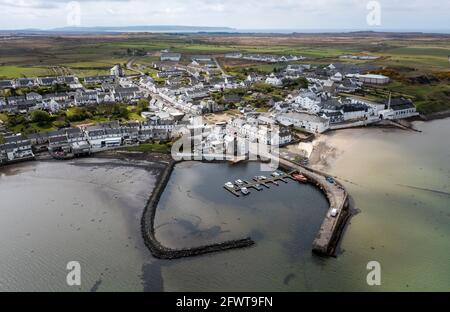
0,0,449,31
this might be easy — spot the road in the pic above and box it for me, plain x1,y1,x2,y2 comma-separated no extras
213,57,231,78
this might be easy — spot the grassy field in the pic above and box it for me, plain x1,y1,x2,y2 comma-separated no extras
0,66,53,79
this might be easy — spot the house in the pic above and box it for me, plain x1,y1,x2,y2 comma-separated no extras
0,80,14,89
157,69,184,78
38,77,59,86
85,126,122,149
323,80,336,93
59,76,77,85
286,65,306,76
112,86,141,102
0,137,34,162
160,52,182,62
75,90,99,105
380,98,418,120
276,112,330,134
265,74,283,86
26,92,43,101
48,135,71,153
322,111,345,124
331,72,343,82
191,55,212,63
110,64,124,77
293,95,321,113
340,104,372,121
16,78,37,88
83,75,115,85
224,52,243,59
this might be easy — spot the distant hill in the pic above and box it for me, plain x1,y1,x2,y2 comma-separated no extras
44,25,236,33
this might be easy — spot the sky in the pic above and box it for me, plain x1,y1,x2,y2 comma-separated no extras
0,0,449,31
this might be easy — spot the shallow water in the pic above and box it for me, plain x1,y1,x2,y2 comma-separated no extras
0,118,449,291
0,158,160,292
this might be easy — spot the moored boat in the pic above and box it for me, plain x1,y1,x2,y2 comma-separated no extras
241,187,250,195
225,182,234,188
292,173,308,183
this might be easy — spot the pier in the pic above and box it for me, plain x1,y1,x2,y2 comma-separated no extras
276,157,350,257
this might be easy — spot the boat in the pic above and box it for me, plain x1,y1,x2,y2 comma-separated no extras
235,179,244,185
224,182,234,188
240,187,250,195
271,172,280,177
292,173,308,183
255,184,263,191
260,175,267,180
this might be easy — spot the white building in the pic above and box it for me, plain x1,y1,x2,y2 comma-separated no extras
293,95,321,113
110,64,124,77
161,52,182,62
352,74,390,85
265,74,283,86
277,112,330,134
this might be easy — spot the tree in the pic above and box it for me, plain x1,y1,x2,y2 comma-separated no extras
67,107,91,122
31,110,52,126
137,99,149,113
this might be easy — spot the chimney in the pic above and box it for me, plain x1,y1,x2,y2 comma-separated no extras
388,92,392,110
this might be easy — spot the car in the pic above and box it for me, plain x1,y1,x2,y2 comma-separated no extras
326,176,335,184
330,209,339,217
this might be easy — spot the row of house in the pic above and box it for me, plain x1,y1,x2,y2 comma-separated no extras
225,53,305,63
0,76,81,89
0,115,179,165
0,134,34,164
0,85,144,113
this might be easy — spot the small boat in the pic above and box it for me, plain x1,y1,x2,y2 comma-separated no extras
260,175,267,180
271,172,280,177
224,182,234,188
292,173,308,183
241,187,250,195
235,179,244,185
255,184,263,191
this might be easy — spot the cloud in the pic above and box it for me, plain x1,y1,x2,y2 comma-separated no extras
0,0,448,30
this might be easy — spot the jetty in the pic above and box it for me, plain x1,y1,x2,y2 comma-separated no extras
223,171,295,196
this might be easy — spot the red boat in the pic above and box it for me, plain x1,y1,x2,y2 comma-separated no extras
292,173,308,183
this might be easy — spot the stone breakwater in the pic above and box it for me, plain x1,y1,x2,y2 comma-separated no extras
277,158,350,256
140,159,255,260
